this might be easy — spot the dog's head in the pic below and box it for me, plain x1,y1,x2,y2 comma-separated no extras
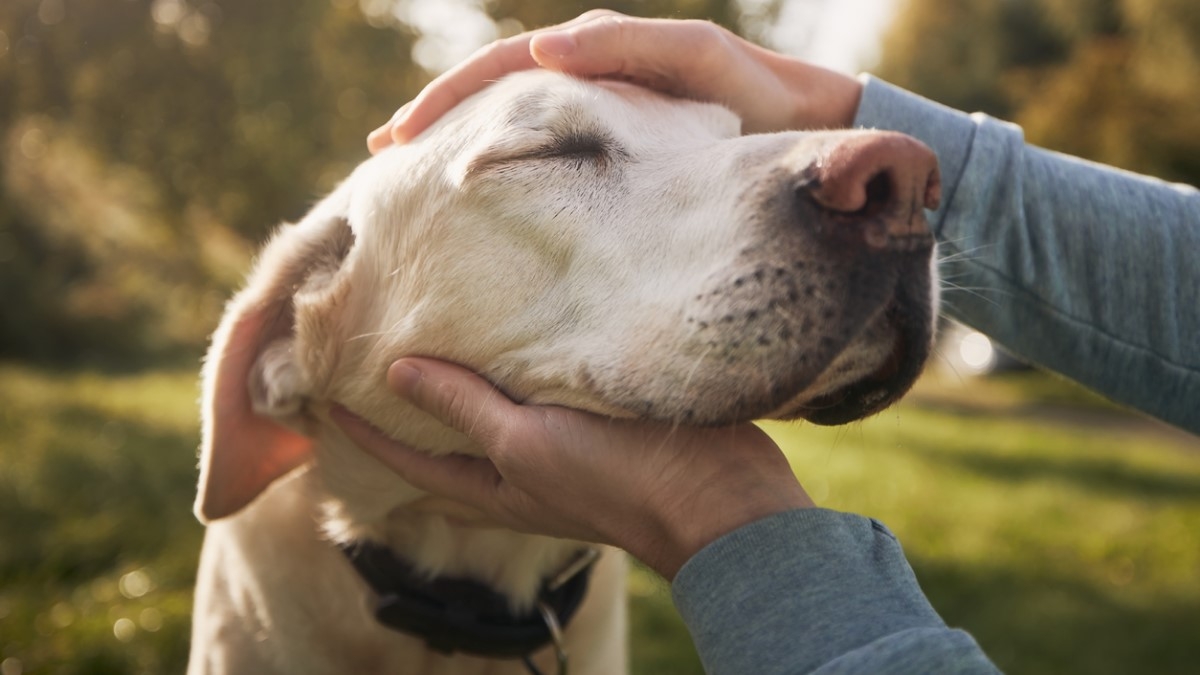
197,71,940,523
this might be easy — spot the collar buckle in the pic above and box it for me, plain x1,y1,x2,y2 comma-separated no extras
525,547,599,675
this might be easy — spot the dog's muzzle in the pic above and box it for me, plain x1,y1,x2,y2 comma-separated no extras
679,131,939,426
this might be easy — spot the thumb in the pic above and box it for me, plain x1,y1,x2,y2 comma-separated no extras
387,358,516,446
328,403,504,509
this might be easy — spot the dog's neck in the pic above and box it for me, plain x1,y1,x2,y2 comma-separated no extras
338,538,597,660
303,435,588,611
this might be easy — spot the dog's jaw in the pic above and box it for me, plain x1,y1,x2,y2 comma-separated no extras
298,402,589,611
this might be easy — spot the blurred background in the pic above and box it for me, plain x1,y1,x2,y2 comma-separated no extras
0,0,1197,673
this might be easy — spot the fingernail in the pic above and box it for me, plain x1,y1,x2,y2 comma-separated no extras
388,360,423,393
532,32,576,58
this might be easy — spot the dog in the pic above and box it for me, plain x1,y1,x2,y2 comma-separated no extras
188,70,941,674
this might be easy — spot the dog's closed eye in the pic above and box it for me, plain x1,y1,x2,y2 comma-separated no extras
467,130,626,176
541,132,613,161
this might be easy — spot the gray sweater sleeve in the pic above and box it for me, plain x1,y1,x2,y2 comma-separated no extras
852,76,1200,434
671,509,1000,674
668,79,1198,674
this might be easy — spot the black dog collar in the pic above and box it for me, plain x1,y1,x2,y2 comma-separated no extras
339,541,597,666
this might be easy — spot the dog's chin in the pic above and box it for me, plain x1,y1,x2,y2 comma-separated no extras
795,343,914,425
791,301,932,425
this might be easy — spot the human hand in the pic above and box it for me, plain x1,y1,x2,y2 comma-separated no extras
368,10,864,152
330,358,814,580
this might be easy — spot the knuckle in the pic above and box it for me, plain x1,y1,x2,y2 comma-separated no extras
586,12,634,35
487,421,521,463
578,8,622,22
471,33,526,67
685,19,728,52
436,380,475,430
476,38,509,60
684,21,732,71
595,15,640,65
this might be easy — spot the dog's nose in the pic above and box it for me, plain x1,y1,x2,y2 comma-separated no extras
800,132,941,250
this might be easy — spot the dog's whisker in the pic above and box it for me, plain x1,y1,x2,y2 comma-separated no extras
940,284,1003,294
360,315,413,348
936,241,995,262
933,234,977,249
929,343,972,386
678,343,715,414
346,330,391,342
938,281,1004,308
934,270,979,282
655,343,716,448
466,375,500,443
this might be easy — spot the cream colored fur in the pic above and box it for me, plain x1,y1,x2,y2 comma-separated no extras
189,71,938,674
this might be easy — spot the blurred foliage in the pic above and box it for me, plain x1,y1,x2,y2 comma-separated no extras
876,0,1200,184
0,0,419,364
3,0,1196,364
0,365,202,675
1,0,780,366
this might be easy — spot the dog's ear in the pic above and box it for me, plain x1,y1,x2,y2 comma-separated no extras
196,212,355,523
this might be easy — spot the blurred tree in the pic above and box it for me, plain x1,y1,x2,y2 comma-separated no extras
0,0,784,366
0,0,422,363
486,0,762,35
876,0,1200,184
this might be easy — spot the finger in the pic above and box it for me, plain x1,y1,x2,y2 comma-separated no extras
388,11,621,144
367,123,393,154
388,37,538,144
387,358,518,447
530,17,731,95
329,403,504,508
367,103,410,154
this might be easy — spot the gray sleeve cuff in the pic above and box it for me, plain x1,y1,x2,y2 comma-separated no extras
852,74,984,237
671,509,995,674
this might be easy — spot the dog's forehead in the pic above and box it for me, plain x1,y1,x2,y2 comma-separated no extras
343,71,742,245
470,71,741,140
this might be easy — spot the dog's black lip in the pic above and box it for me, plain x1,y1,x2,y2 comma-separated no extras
798,285,932,426
800,332,909,425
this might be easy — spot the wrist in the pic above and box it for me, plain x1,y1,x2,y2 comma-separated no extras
776,57,864,130
637,481,813,580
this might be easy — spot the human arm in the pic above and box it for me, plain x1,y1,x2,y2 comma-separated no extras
674,510,1000,674
852,78,1200,434
332,359,1002,674
330,358,813,581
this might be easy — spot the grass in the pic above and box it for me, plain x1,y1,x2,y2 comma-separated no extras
0,362,1197,674
0,366,202,675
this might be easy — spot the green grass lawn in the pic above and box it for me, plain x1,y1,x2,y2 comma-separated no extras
1,362,1197,674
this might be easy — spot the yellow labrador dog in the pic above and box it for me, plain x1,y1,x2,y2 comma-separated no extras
189,71,941,674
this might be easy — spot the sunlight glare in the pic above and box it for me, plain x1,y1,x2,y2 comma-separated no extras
393,0,497,74
958,331,996,373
